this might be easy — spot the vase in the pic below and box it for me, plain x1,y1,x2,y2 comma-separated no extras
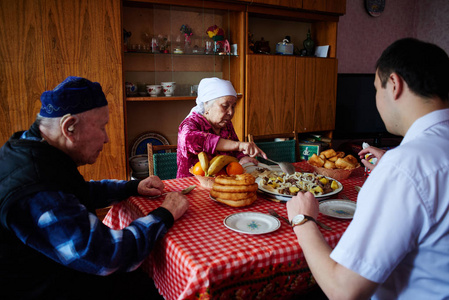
303,29,315,56
184,35,192,53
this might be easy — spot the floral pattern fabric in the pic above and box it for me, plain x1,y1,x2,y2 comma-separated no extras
177,112,244,178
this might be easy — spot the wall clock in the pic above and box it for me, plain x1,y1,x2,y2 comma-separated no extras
365,0,385,17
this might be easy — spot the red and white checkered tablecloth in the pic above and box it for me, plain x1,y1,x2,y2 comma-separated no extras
103,162,366,300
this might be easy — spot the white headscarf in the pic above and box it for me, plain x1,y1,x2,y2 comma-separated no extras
187,77,237,118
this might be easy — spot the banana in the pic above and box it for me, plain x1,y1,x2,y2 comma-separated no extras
198,152,210,176
209,155,220,166
207,155,239,176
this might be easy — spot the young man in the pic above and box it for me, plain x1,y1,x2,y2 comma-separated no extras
286,38,449,299
0,76,189,299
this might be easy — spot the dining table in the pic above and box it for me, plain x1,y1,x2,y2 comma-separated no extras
103,161,366,300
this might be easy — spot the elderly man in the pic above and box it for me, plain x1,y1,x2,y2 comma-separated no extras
286,38,449,299
0,76,189,299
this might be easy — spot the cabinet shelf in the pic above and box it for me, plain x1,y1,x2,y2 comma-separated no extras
125,51,238,57
126,93,243,102
126,96,196,101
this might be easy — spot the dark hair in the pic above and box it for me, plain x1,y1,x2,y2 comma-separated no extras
376,38,449,101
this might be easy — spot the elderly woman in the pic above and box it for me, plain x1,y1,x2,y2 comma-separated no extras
177,77,266,178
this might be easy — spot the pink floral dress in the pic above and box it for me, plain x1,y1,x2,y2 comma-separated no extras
177,112,245,178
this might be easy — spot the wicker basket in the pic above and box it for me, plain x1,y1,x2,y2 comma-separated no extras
189,168,215,189
308,163,358,181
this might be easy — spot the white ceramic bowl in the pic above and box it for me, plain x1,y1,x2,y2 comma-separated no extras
161,82,176,96
129,154,149,174
146,84,162,97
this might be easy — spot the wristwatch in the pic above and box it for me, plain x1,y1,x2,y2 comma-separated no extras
291,214,316,228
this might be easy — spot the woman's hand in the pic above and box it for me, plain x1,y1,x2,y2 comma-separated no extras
239,156,259,165
358,146,386,171
238,142,267,159
137,175,165,197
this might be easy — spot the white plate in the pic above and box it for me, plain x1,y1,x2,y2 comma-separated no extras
243,162,282,174
255,175,343,200
319,199,356,219
224,212,280,235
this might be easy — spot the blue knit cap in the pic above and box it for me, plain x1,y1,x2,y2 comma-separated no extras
40,76,108,118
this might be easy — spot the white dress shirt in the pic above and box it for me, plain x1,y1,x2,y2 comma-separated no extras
331,108,449,299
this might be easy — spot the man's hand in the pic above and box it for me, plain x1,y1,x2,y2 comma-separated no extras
137,175,165,197
358,146,386,171
286,192,319,222
160,192,189,221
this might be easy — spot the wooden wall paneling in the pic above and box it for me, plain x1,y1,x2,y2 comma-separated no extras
295,57,337,133
41,0,125,180
246,55,295,137
0,0,46,146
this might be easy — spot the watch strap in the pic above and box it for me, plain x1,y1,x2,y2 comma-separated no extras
291,215,316,228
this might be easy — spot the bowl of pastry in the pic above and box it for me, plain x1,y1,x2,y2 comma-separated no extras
307,149,360,181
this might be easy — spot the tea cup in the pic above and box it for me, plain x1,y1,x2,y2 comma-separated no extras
125,82,137,96
146,84,162,97
161,82,176,96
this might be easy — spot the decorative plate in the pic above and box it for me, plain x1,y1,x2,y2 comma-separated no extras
319,199,357,219
130,132,170,156
365,0,385,17
224,212,280,235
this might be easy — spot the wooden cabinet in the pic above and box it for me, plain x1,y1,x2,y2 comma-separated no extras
246,55,296,135
122,1,245,175
246,55,337,136
229,0,345,14
245,6,339,139
295,57,337,132
1,0,344,180
303,0,346,14
0,0,125,181
249,0,303,9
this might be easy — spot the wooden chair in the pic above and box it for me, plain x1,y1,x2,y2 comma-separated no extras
147,143,178,180
248,132,298,164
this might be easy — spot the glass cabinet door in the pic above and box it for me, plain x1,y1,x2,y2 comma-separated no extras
123,3,239,101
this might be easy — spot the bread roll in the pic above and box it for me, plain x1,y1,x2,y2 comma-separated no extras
320,149,337,158
308,153,325,167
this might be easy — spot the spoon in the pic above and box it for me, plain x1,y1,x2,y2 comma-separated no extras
268,208,332,231
148,185,196,199
263,157,296,175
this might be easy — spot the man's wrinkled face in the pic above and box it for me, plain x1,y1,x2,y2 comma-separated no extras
71,106,109,165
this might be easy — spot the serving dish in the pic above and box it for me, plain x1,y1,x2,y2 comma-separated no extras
255,174,343,201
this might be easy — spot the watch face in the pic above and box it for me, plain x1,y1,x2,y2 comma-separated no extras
292,214,305,224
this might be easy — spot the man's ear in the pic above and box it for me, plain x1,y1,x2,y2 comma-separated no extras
389,72,404,101
60,115,79,141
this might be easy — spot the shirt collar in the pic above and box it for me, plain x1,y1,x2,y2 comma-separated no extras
401,108,449,145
